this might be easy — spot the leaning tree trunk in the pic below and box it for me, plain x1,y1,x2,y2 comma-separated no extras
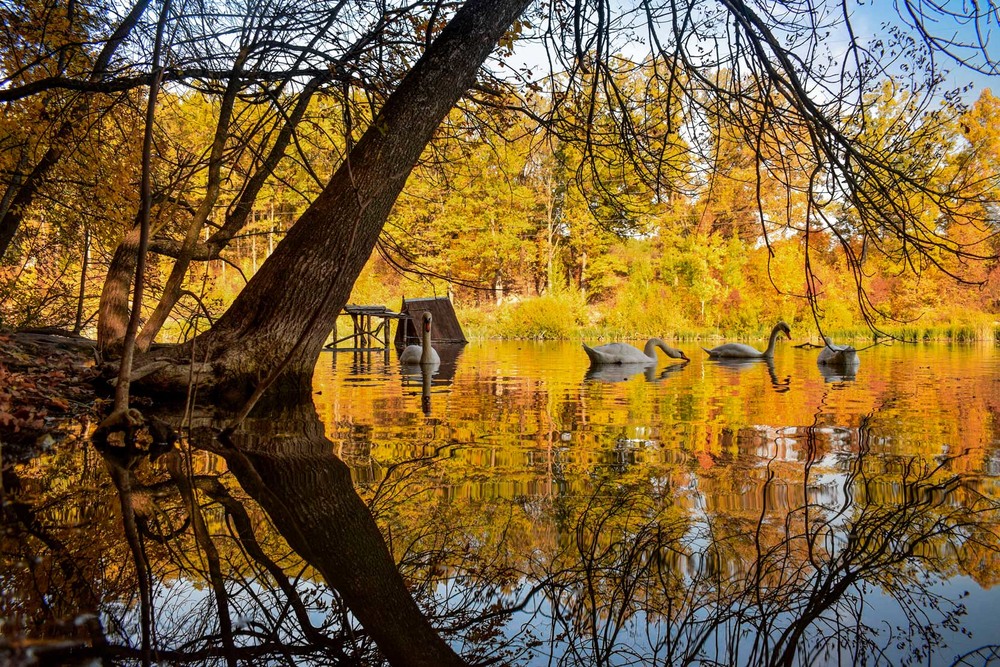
97,224,142,357
142,0,531,392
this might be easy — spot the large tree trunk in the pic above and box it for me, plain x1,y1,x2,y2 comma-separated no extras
145,0,530,391
97,225,142,356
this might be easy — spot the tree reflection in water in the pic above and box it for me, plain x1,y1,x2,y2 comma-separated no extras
1,394,998,666
514,430,997,666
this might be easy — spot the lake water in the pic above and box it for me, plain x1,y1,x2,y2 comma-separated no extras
2,340,998,665
314,340,1000,665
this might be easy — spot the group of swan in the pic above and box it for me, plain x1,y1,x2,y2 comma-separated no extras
584,321,792,365
401,315,857,373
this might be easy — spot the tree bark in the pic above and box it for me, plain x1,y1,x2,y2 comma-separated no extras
152,0,531,390
97,224,141,356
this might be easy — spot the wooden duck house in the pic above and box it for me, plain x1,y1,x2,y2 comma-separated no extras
394,297,467,348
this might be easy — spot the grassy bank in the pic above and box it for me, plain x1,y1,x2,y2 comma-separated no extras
455,298,999,343
826,320,1000,344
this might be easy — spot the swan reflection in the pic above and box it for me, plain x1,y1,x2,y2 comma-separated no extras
706,356,791,392
818,360,859,382
401,362,438,414
584,360,689,383
398,344,464,415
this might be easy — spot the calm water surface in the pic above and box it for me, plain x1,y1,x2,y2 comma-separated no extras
316,340,1000,664
2,340,998,665
318,341,999,485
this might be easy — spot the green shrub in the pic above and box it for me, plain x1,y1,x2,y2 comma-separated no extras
453,307,494,340
492,290,589,339
602,283,690,338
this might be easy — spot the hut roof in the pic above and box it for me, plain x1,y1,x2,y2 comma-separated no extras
394,297,467,347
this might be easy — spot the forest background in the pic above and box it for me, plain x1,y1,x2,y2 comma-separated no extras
3,47,999,345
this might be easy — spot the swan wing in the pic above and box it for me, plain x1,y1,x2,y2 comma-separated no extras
584,342,650,364
703,342,763,358
399,344,422,364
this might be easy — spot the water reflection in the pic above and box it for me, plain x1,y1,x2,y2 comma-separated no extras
2,343,999,665
584,360,689,383
397,343,464,383
706,356,791,392
203,399,468,667
817,361,859,383
3,437,351,664
401,363,438,415
510,462,980,665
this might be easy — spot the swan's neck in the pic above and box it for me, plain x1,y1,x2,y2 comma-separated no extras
763,325,783,356
420,321,433,363
645,338,683,360
644,338,666,359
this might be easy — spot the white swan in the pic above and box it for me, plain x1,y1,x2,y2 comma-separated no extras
817,336,859,368
399,312,440,365
702,321,791,359
583,338,688,365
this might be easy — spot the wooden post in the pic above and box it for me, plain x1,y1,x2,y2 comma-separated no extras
384,316,391,362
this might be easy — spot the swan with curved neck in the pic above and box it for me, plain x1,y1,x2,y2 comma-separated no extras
399,312,440,365
817,336,859,368
702,321,791,359
583,338,688,365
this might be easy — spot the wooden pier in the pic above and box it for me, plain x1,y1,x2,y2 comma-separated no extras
326,305,406,352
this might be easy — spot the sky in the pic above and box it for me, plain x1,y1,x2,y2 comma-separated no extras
507,1,1000,103
855,0,999,95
